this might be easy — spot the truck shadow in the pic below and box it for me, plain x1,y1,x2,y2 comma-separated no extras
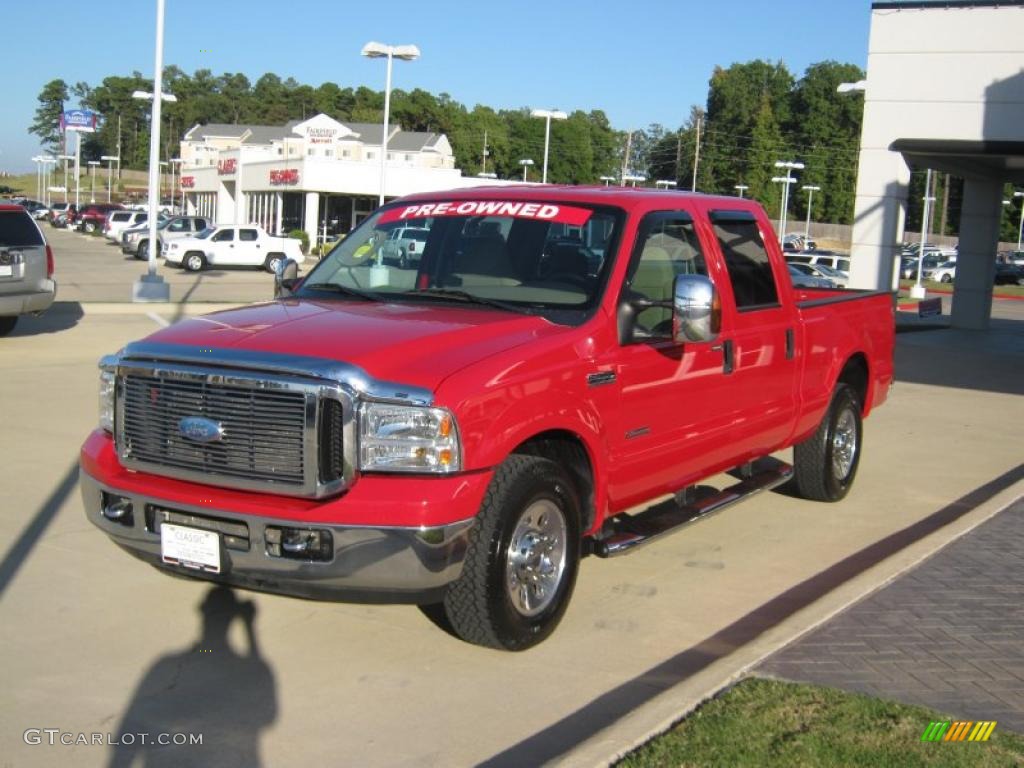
6,301,84,336
107,586,278,768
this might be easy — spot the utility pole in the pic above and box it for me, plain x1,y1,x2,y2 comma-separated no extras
620,130,633,187
481,130,488,175
926,169,938,241
939,173,950,237
691,115,702,192
675,133,682,183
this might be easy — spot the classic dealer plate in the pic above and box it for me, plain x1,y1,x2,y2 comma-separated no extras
161,523,221,573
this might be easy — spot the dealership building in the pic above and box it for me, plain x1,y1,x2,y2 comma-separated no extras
178,113,513,244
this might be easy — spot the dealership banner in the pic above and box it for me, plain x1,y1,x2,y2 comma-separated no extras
61,110,98,133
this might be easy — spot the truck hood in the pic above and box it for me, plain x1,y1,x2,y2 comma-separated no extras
138,299,561,392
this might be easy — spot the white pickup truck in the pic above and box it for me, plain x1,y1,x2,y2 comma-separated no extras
164,224,305,273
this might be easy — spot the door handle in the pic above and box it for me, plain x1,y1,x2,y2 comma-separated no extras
785,328,795,360
711,340,734,375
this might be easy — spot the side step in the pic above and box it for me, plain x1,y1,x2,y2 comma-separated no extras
593,457,793,558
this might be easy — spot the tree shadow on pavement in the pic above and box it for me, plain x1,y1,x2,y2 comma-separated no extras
7,301,84,336
107,586,277,768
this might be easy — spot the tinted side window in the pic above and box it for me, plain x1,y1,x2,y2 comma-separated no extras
0,211,44,247
168,219,187,232
711,213,778,310
195,219,208,231
239,229,258,242
623,214,707,339
212,229,234,242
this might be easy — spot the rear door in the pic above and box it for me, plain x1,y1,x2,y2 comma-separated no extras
236,228,263,265
0,209,48,298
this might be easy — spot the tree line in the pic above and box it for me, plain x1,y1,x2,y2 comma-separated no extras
32,59,887,226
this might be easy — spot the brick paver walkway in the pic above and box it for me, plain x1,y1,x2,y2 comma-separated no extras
759,499,1024,732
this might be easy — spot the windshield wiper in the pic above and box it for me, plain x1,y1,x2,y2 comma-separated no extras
300,282,382,301
400,289,528,314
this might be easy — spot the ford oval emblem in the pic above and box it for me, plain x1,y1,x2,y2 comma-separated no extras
178,416,225,443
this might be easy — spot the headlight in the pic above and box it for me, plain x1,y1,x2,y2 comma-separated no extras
359,403,461,473
98,357,118,433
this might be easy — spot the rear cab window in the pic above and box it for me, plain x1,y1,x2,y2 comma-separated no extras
709,210,780,311
0,209,45,247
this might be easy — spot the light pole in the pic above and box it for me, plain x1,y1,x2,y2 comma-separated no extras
1014,190,1024,251
41,156,56,206
599,175,616,187
802,185,821,244
170,157,183,212
31,155,45,203
132,0,175,302
361,41,420,206
530,108,567,184
88,161,100,203
59,154,73,203
910,169,936,300
734,184,749,198
622,174,646,188
772,160,804,244
519,158,534,181
101,155,119,203
655,179,677,190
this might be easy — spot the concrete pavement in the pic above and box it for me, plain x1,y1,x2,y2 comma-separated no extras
1,299,1021,767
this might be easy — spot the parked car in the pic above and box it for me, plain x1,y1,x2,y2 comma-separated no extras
787,263,835,288
163,224,304,272
0,204,56,335
123,215,210,259
901,253,945,280
48,202,71,227
928,261,957,283
73,203,125,233
82,187,895,649
994,262,1024,285
380,226,429,268
782,234,816,252
789,261,848,287
790,250,851,275
104,211,154,243
1006,250,1024,266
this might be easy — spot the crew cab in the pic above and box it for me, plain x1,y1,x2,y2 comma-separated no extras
163,224,304,272
80,188,894,650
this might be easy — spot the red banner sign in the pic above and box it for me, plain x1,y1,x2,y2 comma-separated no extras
180,176,195,189
217,159,237,175
269,169,299,185
378,200,593,226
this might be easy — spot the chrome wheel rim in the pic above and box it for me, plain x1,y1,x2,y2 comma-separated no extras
832,407,858,480
506,499,567,617
187,255,202,271
269,257,281,273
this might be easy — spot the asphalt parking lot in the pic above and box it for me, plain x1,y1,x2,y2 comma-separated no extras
1,288,1022,765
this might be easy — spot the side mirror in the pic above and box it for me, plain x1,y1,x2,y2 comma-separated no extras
673,274,720,344
274,258,300,299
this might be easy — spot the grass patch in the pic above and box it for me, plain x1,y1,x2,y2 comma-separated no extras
617,677,1024,767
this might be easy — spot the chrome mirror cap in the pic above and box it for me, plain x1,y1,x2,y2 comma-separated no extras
274,258,300,299
673,274,721,344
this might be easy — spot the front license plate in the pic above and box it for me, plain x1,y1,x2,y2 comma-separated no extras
0,265,12,277
161,523,221,573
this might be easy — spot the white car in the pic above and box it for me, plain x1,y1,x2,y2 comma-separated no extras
929,261,957,283
164,225,305,272
122,215,211,260
105,211,154,243
789,261,848,287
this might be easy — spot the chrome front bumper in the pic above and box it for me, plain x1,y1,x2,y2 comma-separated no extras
80,470,474,604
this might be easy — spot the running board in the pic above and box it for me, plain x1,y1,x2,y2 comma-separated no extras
593,458,793,558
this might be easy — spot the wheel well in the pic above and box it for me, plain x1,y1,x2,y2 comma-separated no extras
513,431,596,532
838,354,869,411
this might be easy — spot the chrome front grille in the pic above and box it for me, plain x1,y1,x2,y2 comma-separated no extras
115,362,354,498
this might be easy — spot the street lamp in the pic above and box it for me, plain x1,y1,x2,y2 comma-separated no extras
622,174,646,188
361,41,420,206
58,155,74,204
101,155,119,203
910,169,937,300
772,160,804,244
169,157,183,213
655,179,677,189
529,108,567,184
1014,191,1024,251
88,160,100,203
734,184,748,198
519,158,534,181
599,175,616,187
31,155,46,204
802,185,821,243
132,0,176,303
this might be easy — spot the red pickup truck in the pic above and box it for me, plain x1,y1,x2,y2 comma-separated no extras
80,187,894,650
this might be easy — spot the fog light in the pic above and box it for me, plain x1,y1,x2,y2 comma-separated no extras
265,526,332,561
101,492,133,526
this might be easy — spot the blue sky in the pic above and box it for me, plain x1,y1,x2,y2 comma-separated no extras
1,0,871,174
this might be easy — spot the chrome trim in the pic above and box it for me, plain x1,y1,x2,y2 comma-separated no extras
119,340,434,405
81,471,474,599
114,360,357,499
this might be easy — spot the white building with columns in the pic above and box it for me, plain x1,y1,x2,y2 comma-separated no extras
178,114,515,245
848,0,1024,329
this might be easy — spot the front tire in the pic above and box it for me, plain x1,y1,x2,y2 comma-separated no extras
941,274,952,283
265,253,285,274
184,251,206,272
443,455,581,650
0,316,17,336
137,240,149,260
794,384,862,502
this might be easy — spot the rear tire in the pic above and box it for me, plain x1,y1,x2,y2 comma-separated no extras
184,252,206,272
941,274,952,283
0,316,17,336
794,384,862,502
398,249,409,269
137,240,149,260
84,221,96,234
443,455,581,650
265,253,285,274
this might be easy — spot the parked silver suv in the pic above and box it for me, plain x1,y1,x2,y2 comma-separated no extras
122,215,210,260
0,204,56,335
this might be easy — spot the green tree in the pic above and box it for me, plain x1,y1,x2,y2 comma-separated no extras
30,79,70,154
746,95,784,216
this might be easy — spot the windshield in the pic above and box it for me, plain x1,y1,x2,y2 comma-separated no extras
300,199,622,318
